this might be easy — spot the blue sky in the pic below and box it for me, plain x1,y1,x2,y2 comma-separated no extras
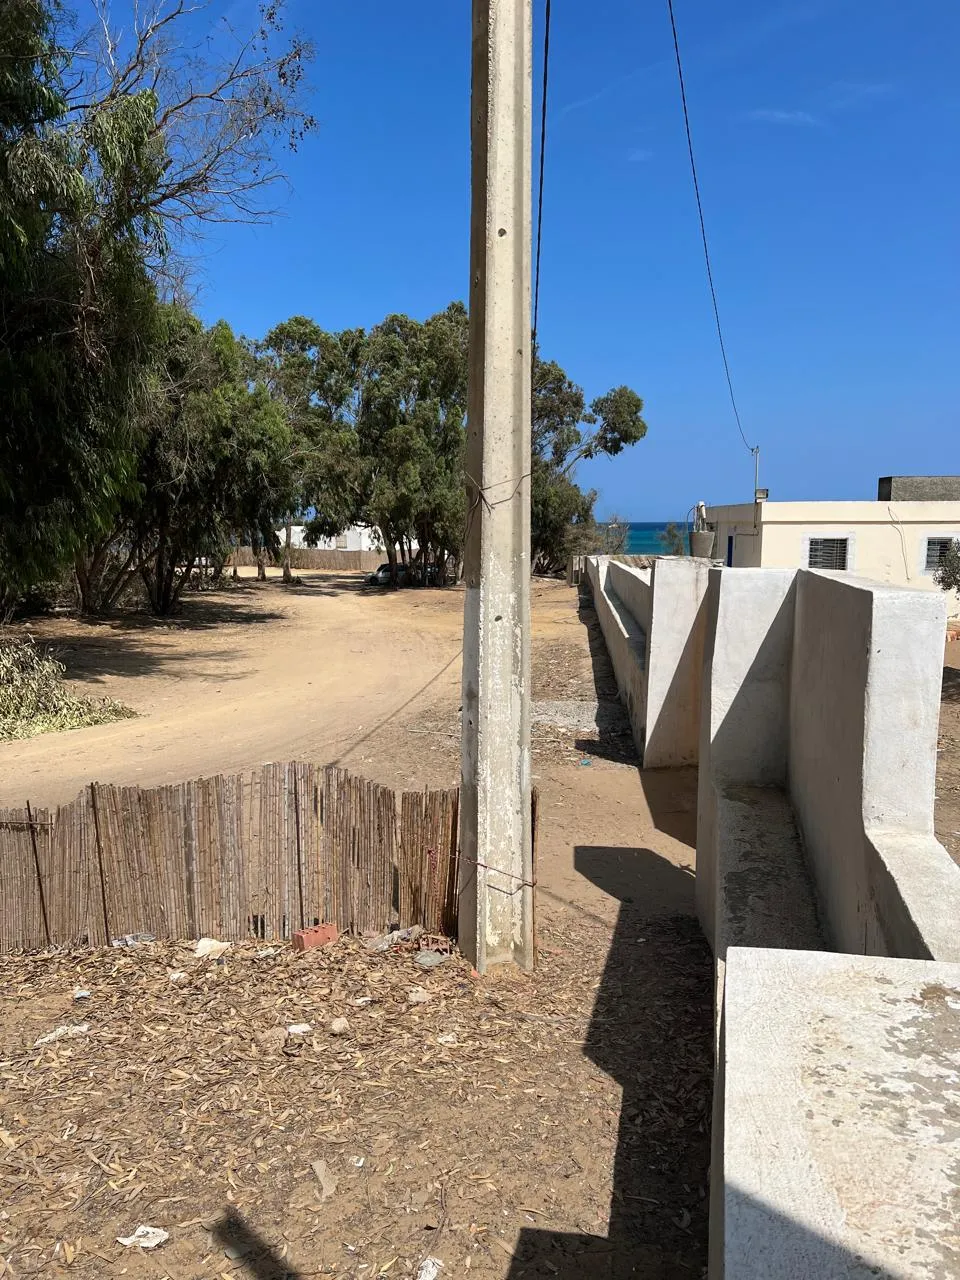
94,1,960,518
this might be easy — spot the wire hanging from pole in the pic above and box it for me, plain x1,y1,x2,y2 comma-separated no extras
532,0,552,352
666,0,756,456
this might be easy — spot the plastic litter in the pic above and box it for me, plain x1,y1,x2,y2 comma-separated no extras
415,951,448,970
416,1259,443,1280
111,933,156,948
195,938,231,960
34,1024,89,1048
364,924,423,953
116,1225,169,1249
167,970,187,983
286,1023,312,1036
437,1032,458,1046
407,986,432,1005
73,988,90,1001
311,1159,338,1202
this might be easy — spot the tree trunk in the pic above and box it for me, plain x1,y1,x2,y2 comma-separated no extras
282,518,293,584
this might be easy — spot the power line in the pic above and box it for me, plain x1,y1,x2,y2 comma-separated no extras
666,0,756,455
532,0,552,349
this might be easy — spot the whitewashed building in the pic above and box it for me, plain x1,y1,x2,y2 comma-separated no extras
706,476,960,609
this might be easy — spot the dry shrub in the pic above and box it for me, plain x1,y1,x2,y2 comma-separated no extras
0,638,135,740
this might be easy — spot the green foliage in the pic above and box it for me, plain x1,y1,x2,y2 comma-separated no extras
659,522,687,556
0,638,134,740
0,0,315,614
530,355,647,574
258,306,648,584
934,541,960,594
0,0,161,611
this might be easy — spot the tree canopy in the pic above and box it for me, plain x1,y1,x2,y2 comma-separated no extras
0,0,314,616
1,3,648,614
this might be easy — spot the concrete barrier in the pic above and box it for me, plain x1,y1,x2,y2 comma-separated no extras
693,567,960,1278
716,946,960,1280
697,566,960,967
789,571,959,960
585,555,711,767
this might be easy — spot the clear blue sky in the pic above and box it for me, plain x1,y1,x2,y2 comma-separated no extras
105,1,960,518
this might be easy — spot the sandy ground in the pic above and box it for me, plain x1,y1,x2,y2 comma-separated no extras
0,571,713,1279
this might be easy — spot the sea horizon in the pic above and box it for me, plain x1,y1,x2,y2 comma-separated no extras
615,520,691,556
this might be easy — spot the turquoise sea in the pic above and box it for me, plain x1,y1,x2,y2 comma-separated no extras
622,521,690,555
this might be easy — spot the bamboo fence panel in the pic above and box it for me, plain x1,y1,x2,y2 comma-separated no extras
0,765,468,952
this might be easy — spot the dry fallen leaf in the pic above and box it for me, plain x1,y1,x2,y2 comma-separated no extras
311,1158,338,1202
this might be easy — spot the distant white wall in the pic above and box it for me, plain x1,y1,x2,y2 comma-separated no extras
283,525,383,552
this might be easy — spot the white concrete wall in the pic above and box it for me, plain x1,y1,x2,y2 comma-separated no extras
707,506,763,569
695,567,800,955
280,524,382,552
586,556,711,767
645,558,712,767
789,570,960,960
697,564,960,966
695,565,960,1279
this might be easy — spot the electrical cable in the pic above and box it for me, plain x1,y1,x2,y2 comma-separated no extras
533,0,552,350
666,0,757,456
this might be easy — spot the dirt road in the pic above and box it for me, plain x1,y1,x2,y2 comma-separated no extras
1,571,465,808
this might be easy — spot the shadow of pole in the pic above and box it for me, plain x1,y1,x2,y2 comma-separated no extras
211,1208,304,1280
507,846,713,1278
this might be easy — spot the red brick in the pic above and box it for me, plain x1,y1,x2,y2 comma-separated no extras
293,924,339,952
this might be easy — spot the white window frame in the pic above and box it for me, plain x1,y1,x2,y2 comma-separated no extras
802,531,857,573
919,531,960,576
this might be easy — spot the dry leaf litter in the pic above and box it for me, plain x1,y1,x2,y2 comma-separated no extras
0,908,711,1279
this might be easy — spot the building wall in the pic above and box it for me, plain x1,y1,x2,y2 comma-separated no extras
706,500,960,610
704,505,763,569
879,475,960,501
283,525,383,553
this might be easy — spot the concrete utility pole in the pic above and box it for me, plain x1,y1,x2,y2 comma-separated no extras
459,0,535,973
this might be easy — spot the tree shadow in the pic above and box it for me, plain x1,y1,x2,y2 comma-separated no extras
276,571,364,598
508,845,713,1278
211,1208,304,1279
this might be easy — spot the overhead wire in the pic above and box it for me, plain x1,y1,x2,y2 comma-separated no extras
665,0,757,456
532,0,552,351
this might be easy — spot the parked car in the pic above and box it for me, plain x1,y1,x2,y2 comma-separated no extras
367,562,408,586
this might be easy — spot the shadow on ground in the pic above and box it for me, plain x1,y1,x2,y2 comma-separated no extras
943,664,960,704
509,846,713,1277
572,587,699,847
212,1209,303,1279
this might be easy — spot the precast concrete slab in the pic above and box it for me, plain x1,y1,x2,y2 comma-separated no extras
718,946,960,1280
